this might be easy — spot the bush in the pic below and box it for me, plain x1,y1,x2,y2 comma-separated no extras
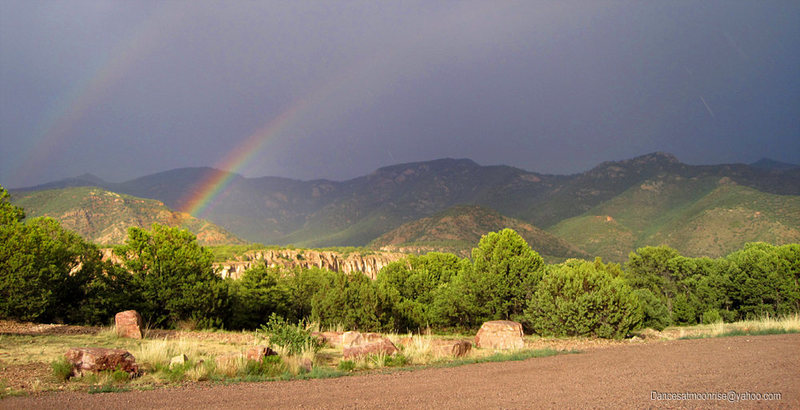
632,289,670,330
337,360,356,372
258,313,322,355
51,357,73,382
524,259,642,339
702,309,722,324
114,224,230,329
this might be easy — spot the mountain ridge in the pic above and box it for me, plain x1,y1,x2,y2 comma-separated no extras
10,153,800,255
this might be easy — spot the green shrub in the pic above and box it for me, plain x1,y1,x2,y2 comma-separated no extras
632,289,670,330
51,357,73,382
258,313,322,355
524,259,643,339
337,360,356,372
243,355,285,377
702,309,722,324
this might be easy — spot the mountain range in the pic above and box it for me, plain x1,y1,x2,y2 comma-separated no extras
10,153,800,261
11,186,243,246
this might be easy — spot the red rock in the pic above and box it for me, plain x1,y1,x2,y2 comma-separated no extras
475,320,525,350
342,331,362,347
432,340,472,357
245,345,278,361
342,338,398,359
65,347,139,378
312,331,344,347
115,310,144,339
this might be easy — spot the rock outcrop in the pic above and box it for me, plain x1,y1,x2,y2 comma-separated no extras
475,320,525,350
65,347,139,378
115,310,144,339
215,249,406,280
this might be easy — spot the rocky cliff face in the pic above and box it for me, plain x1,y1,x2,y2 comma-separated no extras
215,249,406,280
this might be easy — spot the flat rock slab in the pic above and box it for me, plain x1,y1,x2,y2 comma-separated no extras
475,320,524,350
65,347,139,377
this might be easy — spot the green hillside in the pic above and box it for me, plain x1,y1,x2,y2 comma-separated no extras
11,187,245,246
370,205,588,261
551,177,800,261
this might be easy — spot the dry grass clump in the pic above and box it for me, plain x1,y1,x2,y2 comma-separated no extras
670,313,800,339
397,332,434,365
734,313,800,332
136,338,204,369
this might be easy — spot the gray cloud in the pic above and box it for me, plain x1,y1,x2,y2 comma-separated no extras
1,0,798,187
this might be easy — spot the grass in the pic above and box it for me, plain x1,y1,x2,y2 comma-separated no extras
674,314,800,340
12,315,798,395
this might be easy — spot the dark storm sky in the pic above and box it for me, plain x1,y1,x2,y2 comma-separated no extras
1,1,798,188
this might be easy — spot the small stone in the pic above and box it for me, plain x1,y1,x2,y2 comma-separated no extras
245,345,278,361
432,340,472,357
169,354,188,368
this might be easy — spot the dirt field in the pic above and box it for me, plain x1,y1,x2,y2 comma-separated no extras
3,333,797,409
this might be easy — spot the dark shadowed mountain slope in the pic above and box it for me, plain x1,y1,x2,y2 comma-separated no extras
370,205,588,261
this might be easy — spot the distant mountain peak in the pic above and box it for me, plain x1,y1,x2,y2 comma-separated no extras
750,158,799,171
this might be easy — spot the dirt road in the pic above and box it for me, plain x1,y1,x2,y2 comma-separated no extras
4,334,798,409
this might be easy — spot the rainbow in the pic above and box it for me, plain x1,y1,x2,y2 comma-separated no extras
177,1,508,218
180,96,312,216
11,3,185,185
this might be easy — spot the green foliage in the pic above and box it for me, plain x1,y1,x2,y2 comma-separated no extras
466,229,545,322
242,355,285,377
701,309,722,324
258,313,322,355
311,271,394,332
114,223,229,329
377,252,467,331
0,186,24,225
726,242,800,319
632,289,670,330
337,360,356,372
524,259,643,339
51,357,73,382
228,266,288,329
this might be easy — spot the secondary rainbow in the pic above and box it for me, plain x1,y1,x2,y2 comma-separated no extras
12,3,184,184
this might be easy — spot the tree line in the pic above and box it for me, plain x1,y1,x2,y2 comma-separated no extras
2,185,798,338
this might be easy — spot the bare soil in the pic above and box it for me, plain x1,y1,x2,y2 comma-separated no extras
3,333,798,409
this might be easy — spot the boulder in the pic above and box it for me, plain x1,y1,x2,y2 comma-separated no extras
342,337,398,359
342,331,386,348
169,354,188,368
475,320,525,350
342,331,362,347
115,310,144,339
245,345,278,361
312,331,344,347
432,340,472,357
65,347,139,378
